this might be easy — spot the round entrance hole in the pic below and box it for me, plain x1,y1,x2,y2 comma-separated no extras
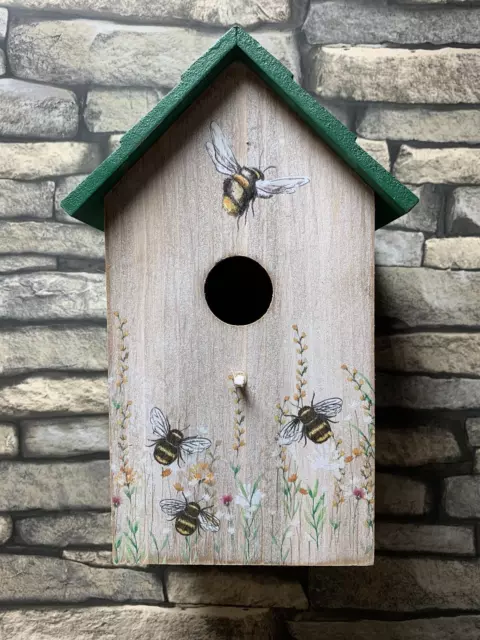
204,256,273,326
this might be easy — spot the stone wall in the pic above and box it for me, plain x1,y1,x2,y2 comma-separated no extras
0,1,479,638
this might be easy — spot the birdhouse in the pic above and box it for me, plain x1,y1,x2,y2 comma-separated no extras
62,27,418,567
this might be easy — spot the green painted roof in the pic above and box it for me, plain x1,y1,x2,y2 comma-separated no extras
62,26,418,231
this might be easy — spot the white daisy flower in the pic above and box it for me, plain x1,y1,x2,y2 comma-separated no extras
235,485,264,509
308,443,345,481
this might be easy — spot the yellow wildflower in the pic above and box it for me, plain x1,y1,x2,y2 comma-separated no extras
204,472,215,486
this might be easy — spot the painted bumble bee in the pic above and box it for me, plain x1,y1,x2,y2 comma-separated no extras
147,407,211,467
278,393,343,447
206,121,310,223
159,494,220,537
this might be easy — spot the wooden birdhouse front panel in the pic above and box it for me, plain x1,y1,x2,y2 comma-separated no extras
105,62,375,566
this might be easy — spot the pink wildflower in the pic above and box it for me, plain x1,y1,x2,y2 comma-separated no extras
353,487,366,500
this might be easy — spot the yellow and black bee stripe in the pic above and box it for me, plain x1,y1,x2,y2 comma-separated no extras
154,441,177,466
308,420,333,444
222,171,257,217
175,513,197,536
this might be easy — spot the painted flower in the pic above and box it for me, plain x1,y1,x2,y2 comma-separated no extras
112,495,121,508
200,492,211,502
161,468,172,478
204,472,215,486
239,485,263,507
288,473,298,483
344,455,354,463
353,487,366,500
221,494,233,507
235,485,263,519
299,487,308,495
173,482,184,492
353,447,362,457
308,445,345,480
122,465,136,485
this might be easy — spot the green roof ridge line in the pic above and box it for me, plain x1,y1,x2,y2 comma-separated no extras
61,26,418,231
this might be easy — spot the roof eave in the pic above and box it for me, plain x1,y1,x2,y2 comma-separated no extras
61,26,418,231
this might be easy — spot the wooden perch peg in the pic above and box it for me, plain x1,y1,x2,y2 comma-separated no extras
233,371,247,389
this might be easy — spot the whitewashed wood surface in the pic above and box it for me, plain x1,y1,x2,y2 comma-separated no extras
105,63,375,566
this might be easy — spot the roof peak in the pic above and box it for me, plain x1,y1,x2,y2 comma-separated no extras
62,27,418,231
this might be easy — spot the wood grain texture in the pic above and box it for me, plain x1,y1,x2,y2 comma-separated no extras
105,63,375,566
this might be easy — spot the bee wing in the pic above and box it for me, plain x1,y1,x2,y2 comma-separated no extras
198,510,220,533
313,397,343,419
150,407,170,438
179,436,212,457
255,176,310,199
206,122,240,176
278,418,304,445
159,498,186,517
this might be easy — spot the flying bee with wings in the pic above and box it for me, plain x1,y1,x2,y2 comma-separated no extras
160,494,220,537
278,393,343,447
206,122,309,223
147,407,211,467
